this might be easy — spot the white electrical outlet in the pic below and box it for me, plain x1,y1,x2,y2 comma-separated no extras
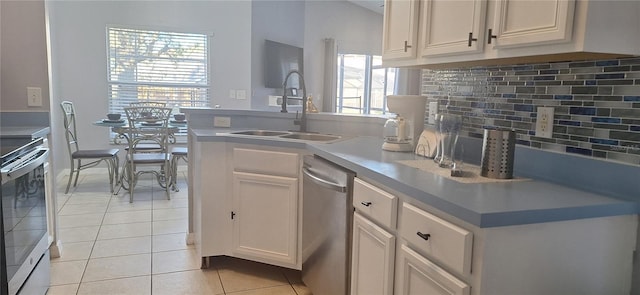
428,101,439,124
214,116,231,127
536,107,554,138
236,90,247,100
229,90,236,99
27,87,43,107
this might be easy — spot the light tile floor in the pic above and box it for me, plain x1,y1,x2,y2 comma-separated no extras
49,168,312,295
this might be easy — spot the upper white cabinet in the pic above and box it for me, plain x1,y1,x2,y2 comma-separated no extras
382,0,420,60
383,0,640,67
420,0,487,57
490,0,574,48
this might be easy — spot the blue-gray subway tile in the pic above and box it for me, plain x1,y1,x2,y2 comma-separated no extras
533,75,555,81
603,65,630,72
571,86,598,94
569,107,596,115
631,126,640,132
569,61,595,68
595,60,620,66
558,120,581,126
591,117,621,123
589,138,620,145
565,146,593,156
592,123,629,130
597,80,634,85
623,96,640,102
554,95,573,100
585,80,597,85
610,131,640,142
514,104,534,112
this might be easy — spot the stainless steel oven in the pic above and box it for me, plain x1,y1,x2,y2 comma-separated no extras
0,138,50,295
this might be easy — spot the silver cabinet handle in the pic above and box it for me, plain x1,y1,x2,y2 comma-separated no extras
303,167,346,193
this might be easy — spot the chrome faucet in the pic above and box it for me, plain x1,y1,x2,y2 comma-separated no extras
281,70,307,132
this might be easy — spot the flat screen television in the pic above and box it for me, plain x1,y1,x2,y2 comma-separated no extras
264,40,303,89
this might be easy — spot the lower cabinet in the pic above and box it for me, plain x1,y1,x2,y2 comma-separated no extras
192,142,302,270
232,171,298,267
351,212,395,295
395,244,470,295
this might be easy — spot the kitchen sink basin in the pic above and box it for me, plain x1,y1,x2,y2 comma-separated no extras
279,133,341,142
231,130,290,136
229,130,342,142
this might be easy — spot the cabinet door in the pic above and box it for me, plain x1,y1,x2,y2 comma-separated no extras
420,0,487,57
490,0,575,48
351,212,395,295
395,244,470,295
382,0,420,60
232,171,298,267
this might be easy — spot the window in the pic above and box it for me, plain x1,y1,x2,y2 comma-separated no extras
336,54,397,115
107,27,210,126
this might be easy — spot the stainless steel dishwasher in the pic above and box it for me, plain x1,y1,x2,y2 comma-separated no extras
301,155,355,295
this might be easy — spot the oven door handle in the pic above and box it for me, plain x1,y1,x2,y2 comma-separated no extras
2,148,49,182
302,166,346,193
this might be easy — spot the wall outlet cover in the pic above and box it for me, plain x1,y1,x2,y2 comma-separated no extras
428,101,438,124
236,90,247,100
27,87,43,107
214,116,231,128
535,107,554,138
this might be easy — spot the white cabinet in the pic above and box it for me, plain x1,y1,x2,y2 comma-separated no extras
382,0,420,60
191,142,302,270
490,0,575,48
395,244,470,295
232,172,298,267
384,0,640,67
419,0,487,57
351,212,395,295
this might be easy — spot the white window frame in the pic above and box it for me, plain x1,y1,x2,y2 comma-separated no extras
336,53,396,114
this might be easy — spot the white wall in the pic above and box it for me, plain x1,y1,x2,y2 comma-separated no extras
250,0,306,110
47,0,252,173
1,0,50,111
303,1,383,108
250,0,383,110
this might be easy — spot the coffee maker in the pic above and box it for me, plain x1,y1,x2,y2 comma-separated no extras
382,95,427,152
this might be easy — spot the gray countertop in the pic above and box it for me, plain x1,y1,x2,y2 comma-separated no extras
192,129,639,228
0,126,51,139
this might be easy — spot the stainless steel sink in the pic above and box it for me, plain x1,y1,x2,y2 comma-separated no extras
229,130,342,142
231,130,290,136
280,133,341,142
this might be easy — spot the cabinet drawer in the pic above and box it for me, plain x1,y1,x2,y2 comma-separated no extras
233,148,298,177
399,203,472,275
353,178,398,229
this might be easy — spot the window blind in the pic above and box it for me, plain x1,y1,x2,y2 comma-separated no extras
107,27,210,131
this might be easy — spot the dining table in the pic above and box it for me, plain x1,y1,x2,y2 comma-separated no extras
92,118,187,193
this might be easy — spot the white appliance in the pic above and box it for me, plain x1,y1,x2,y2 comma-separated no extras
382,95,427,152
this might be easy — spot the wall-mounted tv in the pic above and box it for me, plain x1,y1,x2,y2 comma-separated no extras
264,39,303,89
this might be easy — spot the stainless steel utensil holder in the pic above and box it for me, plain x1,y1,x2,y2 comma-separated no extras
480,129,516,179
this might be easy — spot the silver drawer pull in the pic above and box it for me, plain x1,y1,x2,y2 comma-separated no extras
417,232,431,241
361,201,372,207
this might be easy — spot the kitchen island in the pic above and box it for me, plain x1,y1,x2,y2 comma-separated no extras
186,109,639,295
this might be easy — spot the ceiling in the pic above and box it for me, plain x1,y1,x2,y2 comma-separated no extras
347,0,384,15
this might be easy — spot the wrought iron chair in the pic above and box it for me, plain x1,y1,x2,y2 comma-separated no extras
122,106,172,202
169,147,188,191
129,101,167,107
60,101,120,194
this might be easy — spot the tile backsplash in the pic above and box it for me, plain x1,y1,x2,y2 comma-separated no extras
421,57,640,165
